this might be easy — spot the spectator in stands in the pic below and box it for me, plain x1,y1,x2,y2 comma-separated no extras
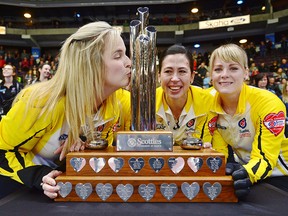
0,64,23,120
275,67,287,80
20,57,30,73
32,63,51,84
259,41,266,57
258,62,269,73
5,52,15,66
197,61,208,84
269,60,279,73
209,43,288,199
249,62,259,85
279,58,288,74
278,78,287,93
29,55,36,69
267,75,282,97
20,49,29,60
203,71,211,89
0,21,131,199
254,73,268,89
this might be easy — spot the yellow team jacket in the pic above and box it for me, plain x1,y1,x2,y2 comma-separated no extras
210,84,288,184
0,88,130,186
155,85,215,145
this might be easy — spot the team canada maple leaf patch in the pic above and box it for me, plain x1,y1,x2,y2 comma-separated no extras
263,111,285,136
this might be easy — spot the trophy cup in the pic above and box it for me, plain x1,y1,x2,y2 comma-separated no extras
81,124,108,150
55,7,237,203
180,129,203,150
116,7,173,152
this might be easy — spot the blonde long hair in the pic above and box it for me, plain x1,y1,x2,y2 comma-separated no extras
16,21,121,149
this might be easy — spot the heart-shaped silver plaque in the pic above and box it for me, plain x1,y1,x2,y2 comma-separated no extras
95,183,113,201
108,157,124,173
160,183,178,200
70,157,86,172
203,182,222,200
116,184,134,202
206,157,222,173
181,182,200,200
75,183,93,200
168,157,185,174
128,157,145,173
57,182,72,198
149,157,165,173
138,183,156,201
89,157,106,173
187,157,203,173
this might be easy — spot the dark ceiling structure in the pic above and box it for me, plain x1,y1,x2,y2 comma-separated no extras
0,0,287,49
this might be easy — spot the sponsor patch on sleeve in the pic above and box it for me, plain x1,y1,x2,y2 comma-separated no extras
263,111,285,136
208,116,218,135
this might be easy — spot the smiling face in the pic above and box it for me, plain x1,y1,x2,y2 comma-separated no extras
211,58,247,96
2,65,15,77
210,44,249,99
159,53,194,101
39,64,51,78
103,34,131,93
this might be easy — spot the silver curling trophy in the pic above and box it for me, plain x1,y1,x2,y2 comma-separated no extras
116,7,173,152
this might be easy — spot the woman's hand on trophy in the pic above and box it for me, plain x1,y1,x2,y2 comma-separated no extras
69,138,86,152
54,138,86,161
41,170,62,199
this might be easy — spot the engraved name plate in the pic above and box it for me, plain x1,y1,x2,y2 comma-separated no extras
96,183,113,201
160,183,178,200
128,157,145,173
203,182,222,200
70,157,86,172
75,183,93,200
57,182,72,198
168,157,185,174
181,182,200,200
116,131,173,152
187,157,203,173
138,183,156,201
149,157,165,173
206,157,222,173
89,157,106,173
116,184,134,202
108,157,124,173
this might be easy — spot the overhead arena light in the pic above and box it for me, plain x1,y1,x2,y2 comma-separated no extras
239,39,247,44
24,13,31,19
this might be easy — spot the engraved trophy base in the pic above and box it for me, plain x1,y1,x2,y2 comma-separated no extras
55,146,238,203
116,131,173,152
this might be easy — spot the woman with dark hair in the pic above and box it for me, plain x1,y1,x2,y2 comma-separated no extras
254,73,268,89
156,44,214,147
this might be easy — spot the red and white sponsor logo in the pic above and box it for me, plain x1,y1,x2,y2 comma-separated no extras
97,124,104,132
186,119,195,128
208,116,218,135
263,111,285,136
